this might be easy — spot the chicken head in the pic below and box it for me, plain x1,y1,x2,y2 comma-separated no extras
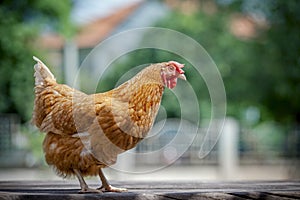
161,61,186,89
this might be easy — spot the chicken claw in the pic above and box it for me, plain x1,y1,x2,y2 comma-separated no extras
79,188,103,194
98,185,128,193
98,169,128,192
74,169,102,194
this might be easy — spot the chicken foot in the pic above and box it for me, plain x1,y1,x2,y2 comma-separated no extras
97,168,127,192
74,169,102,193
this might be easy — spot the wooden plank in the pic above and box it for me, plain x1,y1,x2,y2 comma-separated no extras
229,191,300,200
0,181,299,200
163,192,247,200
266,191,300,199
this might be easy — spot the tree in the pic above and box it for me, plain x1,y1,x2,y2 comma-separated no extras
0,0,73,122
260,1,300,123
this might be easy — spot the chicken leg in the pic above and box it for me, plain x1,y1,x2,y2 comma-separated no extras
98,168,127,192
74,169,102,193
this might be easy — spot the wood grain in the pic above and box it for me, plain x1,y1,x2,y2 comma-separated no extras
0,181,299,200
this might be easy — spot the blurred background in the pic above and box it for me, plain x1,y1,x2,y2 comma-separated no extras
0,0,299,181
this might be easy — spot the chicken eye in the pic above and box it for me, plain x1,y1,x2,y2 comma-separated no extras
168,66,175,71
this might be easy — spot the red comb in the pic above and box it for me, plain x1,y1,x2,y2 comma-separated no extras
168,61,185,74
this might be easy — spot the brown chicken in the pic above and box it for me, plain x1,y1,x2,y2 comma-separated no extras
32,56,186,193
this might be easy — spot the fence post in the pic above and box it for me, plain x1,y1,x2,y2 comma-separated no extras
218,117,239,179
64,39,79,89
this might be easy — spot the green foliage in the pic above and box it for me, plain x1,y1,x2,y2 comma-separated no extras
252,121,285,154
0,0,73,122
261,1,300,123
0,8,35,121
20,125,46,166
155,10,267,121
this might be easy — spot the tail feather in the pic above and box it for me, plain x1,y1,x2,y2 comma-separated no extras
33,56,56,86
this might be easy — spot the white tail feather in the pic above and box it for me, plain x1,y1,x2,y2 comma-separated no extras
33,56,56,86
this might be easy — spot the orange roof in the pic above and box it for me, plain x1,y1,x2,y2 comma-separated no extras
38,2,141,49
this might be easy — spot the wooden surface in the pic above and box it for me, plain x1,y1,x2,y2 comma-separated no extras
0,180,299,199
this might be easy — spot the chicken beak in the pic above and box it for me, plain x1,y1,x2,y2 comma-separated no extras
178,73,186,81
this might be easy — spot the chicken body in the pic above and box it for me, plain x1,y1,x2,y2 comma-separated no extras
32,57,185,193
